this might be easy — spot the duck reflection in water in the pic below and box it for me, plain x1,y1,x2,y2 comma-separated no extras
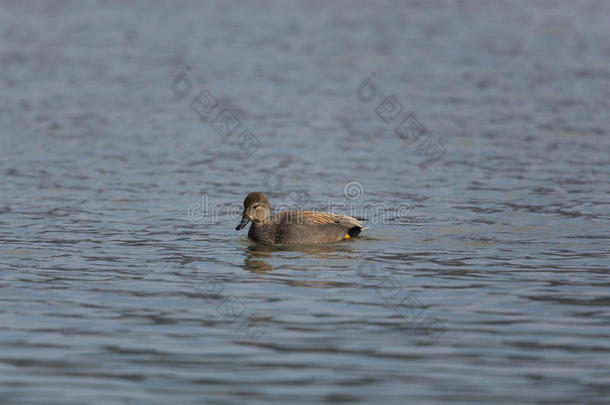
242,242,357,274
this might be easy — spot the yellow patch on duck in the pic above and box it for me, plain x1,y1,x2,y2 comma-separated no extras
344,234,351,239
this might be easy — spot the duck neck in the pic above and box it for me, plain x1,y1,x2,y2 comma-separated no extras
253,218,270,226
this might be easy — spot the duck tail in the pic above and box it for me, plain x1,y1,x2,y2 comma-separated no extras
348,226,364,237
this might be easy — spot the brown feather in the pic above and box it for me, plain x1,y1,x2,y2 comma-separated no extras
273,210,363,228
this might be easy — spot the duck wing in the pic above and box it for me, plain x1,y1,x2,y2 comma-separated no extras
273,210,365,229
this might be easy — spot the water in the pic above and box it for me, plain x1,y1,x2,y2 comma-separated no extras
1,1,609,403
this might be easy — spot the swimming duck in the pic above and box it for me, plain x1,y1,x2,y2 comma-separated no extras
235,192,366,244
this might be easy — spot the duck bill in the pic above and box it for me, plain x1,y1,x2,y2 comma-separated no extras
235,213,250,230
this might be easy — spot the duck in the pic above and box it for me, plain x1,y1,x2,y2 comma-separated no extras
235,192,366,244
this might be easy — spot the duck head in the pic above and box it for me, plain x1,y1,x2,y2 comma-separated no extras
236,192,271,230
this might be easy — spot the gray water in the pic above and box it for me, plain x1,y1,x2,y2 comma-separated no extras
1,1,609,404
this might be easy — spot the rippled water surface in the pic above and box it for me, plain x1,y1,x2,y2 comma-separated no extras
1,1,609,403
